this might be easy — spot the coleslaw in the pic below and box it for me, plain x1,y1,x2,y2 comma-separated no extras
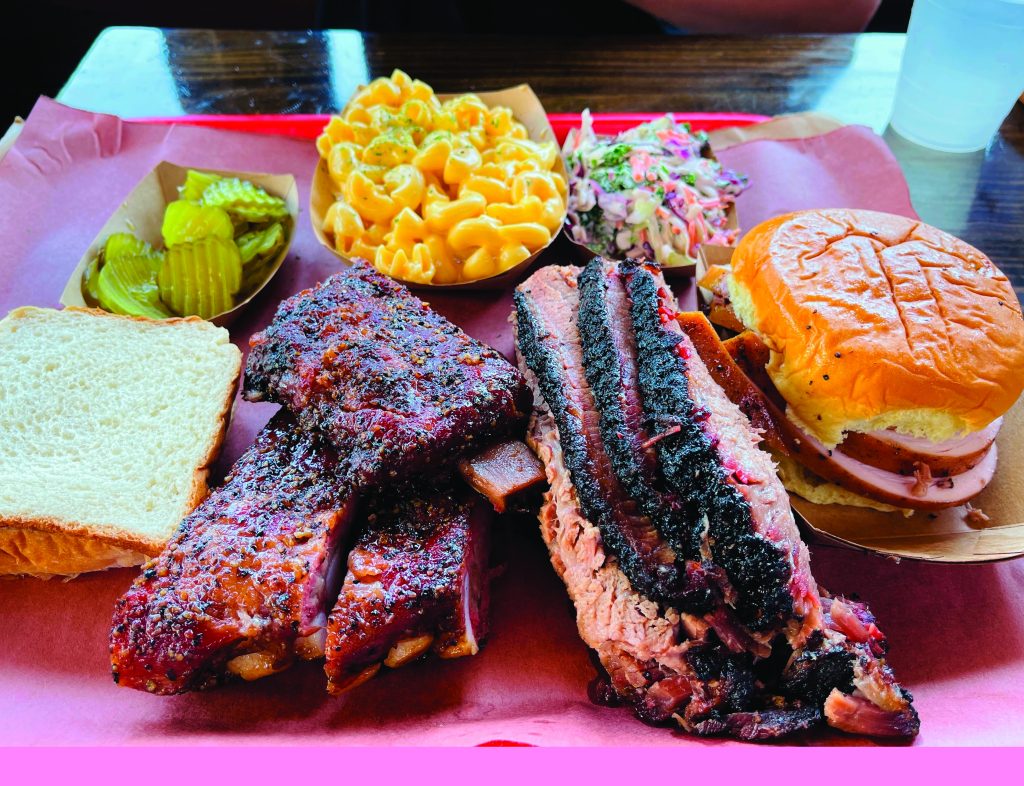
563,111,748,267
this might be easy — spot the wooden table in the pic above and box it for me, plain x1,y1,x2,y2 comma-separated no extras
58,28,1024,295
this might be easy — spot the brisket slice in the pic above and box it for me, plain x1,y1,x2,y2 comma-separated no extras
515,261,918,739
578,259,714,613
244,260,532,491
514,266,687,603
110,411,356,694
527,392,816,734
622,259,810,636
324,486,490,695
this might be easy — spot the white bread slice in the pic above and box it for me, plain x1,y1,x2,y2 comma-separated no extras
0,307,241,577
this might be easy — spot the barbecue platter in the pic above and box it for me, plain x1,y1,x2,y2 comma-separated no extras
2,70,1023,745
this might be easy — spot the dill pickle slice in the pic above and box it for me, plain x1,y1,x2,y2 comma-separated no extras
236,221,285,265
179,169,224,202
82,256,102,305
96,254,172,319
157,236,242,320
162,201,234,248
104,232,163,266
201,177,289,222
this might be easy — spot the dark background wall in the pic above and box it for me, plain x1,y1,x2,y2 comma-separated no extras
0,0,913,119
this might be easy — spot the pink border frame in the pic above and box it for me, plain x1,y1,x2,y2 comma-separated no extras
4,745,1016,779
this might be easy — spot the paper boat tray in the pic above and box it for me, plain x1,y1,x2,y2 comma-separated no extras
310,84,567,291
60,161,299,325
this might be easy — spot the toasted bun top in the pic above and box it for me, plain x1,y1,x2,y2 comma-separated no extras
728,209,1024,447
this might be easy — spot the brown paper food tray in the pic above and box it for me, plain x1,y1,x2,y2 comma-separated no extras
706,111,845,151
60,161,299,326
696,242,1024,564
561,120,741,279
310,84,567,291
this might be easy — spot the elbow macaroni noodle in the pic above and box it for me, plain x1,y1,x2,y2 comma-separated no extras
317,70,567,284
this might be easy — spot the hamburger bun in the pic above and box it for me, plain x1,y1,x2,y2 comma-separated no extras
727,209,1024,447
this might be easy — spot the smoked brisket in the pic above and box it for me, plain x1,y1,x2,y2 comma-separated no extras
514,267,687,604
515,259,919,740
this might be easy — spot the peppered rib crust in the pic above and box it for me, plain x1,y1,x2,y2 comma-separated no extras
113,262,528,695
324,485,491,693
245,261,532,490
110,411,357,694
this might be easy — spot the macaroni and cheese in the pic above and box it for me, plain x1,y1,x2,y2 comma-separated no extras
317,70,566,284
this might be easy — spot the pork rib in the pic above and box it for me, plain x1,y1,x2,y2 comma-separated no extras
110,411,356,694
457,440,546,514
515,259,919,739
113,263,527,694
244,261,532,489
325,486,491,694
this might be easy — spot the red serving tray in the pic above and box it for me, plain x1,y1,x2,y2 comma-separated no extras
134,112,770,144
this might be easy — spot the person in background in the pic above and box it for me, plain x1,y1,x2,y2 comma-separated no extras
628,0,882,32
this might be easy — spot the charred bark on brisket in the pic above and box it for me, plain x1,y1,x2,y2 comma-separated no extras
782,645,857,706
622,261,793,632
690,707,823,741
577,259,713,614
514,282,684,604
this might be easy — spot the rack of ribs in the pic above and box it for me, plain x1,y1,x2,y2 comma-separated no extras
325,486,491,695
112,261,534,694
244,261,533,488
514,257,919,740
111,412,356,693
